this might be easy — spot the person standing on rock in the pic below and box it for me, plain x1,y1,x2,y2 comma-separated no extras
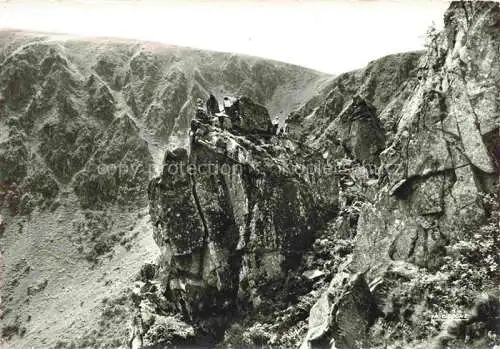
223,96,231,110
207,94,227,130
280,121,288,137
272,116,280,135
128,314,143,349
206,94,220,116
224,96,241,131
191,98,209,144
194,97,210,124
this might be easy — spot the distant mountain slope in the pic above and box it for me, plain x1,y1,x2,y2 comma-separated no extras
287,51,423,145
0,30,330,348
3,3,497,346
138,2,498,349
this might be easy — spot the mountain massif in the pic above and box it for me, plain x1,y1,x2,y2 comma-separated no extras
1,2,499,349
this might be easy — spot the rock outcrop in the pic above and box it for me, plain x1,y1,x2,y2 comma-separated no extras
0,31,329,349
1,2,498,348
310,95,385,164
300,272,380,349
144,4,498,349
353,0,499,273
299,2,499,348
148,120,319,332
287,51,423,148
237,96,275,134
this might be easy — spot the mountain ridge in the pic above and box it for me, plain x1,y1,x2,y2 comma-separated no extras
0,28,332,348
1,2,499,348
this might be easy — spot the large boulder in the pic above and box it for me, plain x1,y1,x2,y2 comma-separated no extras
300,272,380,349
148,124,318,324
311,95,385,164
238,96,275,134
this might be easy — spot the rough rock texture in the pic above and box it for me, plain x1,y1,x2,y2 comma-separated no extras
299,2,499,349
287,51,423,149
148,122,319,338
142,4,498,349
0,31,329,349
310,95,385,164
300,272,380,349
353,0,499,273
238,96,275,134
72,115,153,209
1,2,499,348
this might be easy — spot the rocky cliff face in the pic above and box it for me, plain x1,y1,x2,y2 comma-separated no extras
148,124,318,333
1,2,498,348
146,2,498,349
353,0,499,273
300,3,499,349
287,51,423,144
0,31,329,348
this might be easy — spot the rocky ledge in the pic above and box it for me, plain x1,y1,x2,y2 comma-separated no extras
143,2,499,349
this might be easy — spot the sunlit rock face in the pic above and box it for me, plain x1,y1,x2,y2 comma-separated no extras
353,1,499,274
1,2,498,348
299,3,499,349
148,119,319,326
147,3,499,348
0,30,329,349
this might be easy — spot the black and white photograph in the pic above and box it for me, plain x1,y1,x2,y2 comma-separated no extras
0,1,498,348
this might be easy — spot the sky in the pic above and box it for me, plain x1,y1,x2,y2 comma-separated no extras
0,0,449,74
